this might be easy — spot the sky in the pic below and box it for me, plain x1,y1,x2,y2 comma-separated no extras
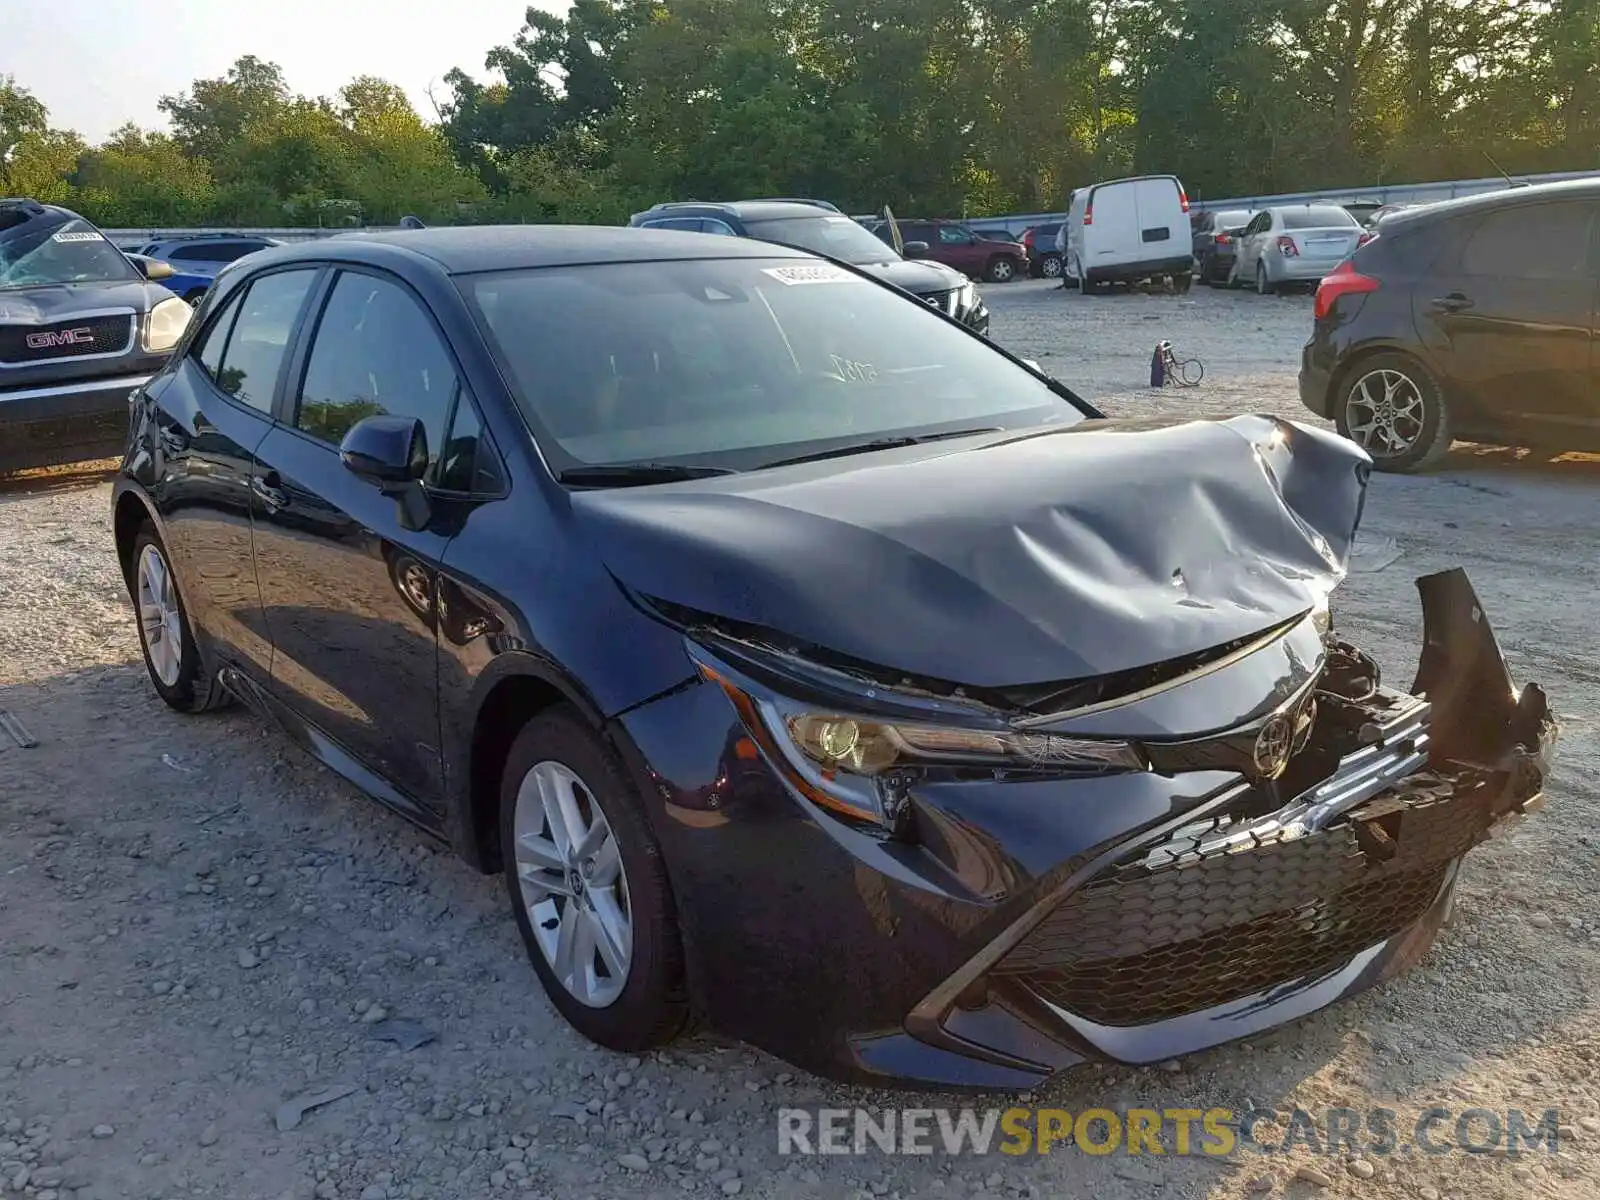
5,0,567,142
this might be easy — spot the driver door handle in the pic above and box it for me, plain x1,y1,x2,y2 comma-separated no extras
252,472,288,511
1431,292,1473,313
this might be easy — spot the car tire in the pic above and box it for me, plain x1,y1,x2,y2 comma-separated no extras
1173,272,1192,295
500,708,689,1052
1255,261,1275,295
1334,352,1453,474
129,522,231,713
1040,254,1062,279
986,256,1018,283
1197,256,1215,286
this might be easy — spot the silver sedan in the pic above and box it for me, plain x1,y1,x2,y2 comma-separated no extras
1233,205,1367,294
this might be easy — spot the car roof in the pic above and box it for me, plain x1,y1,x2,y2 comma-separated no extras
245,225,815,276
1381,177,1600,233
643,200,845,223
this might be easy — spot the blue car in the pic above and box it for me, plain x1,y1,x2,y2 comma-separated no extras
123,254,213,307
129,234,281,305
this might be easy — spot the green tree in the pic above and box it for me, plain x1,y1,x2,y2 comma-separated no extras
72,124,216,225
1,75,50,170
159,55,291,163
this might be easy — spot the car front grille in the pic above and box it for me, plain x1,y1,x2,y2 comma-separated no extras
994,768,1500,1026
0,314,136,366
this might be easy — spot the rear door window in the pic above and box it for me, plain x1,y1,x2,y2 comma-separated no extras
210,269,318,413
1459,203,1596,280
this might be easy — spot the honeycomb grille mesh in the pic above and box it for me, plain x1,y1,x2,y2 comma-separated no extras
996,771,1496,1026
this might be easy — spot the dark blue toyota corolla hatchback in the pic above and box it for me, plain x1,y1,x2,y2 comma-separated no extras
113,227,1555,1089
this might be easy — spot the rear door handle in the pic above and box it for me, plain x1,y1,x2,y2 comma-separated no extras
251,472,288,511
1431,293,1473,312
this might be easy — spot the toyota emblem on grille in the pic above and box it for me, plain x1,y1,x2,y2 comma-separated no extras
1252,713,1295,779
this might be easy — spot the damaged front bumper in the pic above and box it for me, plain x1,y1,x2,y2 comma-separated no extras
894,568,1555,1087
616,569,1555,1091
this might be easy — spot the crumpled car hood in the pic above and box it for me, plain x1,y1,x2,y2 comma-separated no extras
572,415,1370,688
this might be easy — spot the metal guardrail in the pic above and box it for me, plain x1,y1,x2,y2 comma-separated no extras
955,168,1600,234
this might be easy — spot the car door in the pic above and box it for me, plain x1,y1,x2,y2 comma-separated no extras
1418,199,1598,435
250,266,468,821
148,266,322,684
937,225,985,275
1236,212,1271,276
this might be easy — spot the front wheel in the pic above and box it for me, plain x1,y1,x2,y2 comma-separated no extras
500,709,689,1051
1335,353,1453,473
1255,261,1275,295
986,255,1018,283
130,523,230,712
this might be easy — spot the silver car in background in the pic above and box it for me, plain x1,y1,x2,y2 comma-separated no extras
1233,204,1368,294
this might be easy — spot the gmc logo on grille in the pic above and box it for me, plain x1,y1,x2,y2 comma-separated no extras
25,327,95,349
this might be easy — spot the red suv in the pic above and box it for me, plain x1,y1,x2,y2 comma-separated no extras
871,219,1027,283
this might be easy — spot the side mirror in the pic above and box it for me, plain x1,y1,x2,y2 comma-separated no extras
340,414,431,530
903,240,930,259
132,256,176,281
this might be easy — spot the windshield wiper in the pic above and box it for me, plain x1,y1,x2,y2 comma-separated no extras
557,462,737,487
763,427,1004,469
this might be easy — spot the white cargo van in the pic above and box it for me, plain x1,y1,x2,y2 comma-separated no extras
1062,174,1193,292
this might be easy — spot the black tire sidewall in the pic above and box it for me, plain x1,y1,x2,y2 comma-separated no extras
1335,353,1449,473
130,524,209,711
498,708,687,1051
1041,254,1062,278
986,256,1016,283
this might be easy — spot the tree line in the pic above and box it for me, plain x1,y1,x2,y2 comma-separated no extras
3,0,1597,229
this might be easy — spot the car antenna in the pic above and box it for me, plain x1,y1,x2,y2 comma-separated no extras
1481,151,1523,190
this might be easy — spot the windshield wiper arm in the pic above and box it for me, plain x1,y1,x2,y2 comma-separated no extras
557,462,737,487
764,427,1004,469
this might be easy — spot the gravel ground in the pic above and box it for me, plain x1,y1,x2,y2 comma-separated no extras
2,280,1598,1200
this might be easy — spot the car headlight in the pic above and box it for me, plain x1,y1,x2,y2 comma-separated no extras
694,652,1144,827
953,281,976,314
142,296,193,353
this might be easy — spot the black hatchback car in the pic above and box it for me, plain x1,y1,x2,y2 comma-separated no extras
114,227,1555,1089
629,200,990,334
1,198,192,473
1301,179,1600,472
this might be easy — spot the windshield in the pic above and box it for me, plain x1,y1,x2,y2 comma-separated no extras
1282,206,1360,230
741,215,902,265
463,258,1083,474
0,216,139,288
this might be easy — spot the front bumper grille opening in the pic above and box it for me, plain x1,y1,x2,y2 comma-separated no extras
996,769,1500,1027
1010,866,1447,1025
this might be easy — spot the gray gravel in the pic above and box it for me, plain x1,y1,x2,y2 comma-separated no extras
2,280,1598,1199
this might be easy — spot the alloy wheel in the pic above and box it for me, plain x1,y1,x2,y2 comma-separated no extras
1345,368,1426,459
990,258,1015,282
136,543,184,688
1041,255,1062,279
512,760,633,1008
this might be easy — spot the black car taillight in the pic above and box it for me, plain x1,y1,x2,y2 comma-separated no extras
1313,259,1380,321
